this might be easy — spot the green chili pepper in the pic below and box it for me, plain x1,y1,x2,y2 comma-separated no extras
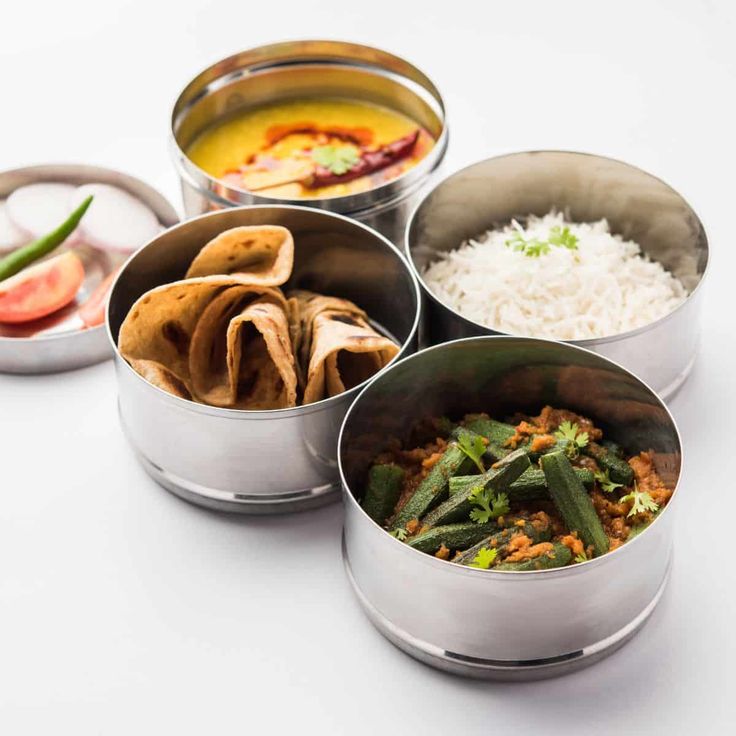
0,195,93,283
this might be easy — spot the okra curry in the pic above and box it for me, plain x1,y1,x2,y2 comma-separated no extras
362,406,673,570
186,97,435,200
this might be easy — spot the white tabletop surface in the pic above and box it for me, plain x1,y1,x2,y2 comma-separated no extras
1,0,732,732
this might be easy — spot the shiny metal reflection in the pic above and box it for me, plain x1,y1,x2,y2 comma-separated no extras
107,205,420,513
171,40,448,244
339,336,682,679
406,151,709,398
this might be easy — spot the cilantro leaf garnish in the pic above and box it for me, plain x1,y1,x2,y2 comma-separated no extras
390,528,408,541
468,486,510,524
311,145,360,175
505,232,551,258
457,432,486,473
594,468,623,494
619,483,659,517
554,421,589,458
548,225,579,250
505,225,579,258
524,239,551,257
469,547,498,569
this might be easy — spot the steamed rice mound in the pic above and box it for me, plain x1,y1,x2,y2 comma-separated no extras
422,212,687,340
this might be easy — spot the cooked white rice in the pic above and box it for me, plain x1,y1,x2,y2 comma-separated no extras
422,212,688,340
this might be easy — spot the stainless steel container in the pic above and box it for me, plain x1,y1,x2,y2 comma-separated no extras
339,337,682,680
406,151,709,399
171,40,448,244
107,205,420,513
0,164,179,374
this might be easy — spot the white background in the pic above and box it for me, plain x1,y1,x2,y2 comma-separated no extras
1,0,733,733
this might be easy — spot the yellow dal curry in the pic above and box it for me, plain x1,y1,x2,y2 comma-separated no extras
186,97,435,199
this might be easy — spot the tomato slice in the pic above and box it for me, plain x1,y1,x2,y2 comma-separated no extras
79,267,119,328
0,251,85,324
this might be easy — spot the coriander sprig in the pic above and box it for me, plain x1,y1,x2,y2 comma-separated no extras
457,432,486,473
554,421,589,459
469,547,498,569
594,468,623,494
548,225,579,250
505,231,551,257
311,144,360,175
389,528,408,541
469,486,510,524
505,224,580,258
619,483,659,517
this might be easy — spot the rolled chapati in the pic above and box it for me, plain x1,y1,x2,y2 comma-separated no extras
289,290,399,404
185,225,294,287
128,358,193,401
189,287,297,409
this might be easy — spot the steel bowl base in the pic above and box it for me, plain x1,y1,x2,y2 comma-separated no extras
133,449,340,514
343,540,671,681
120,413,340,514
657,351,698,401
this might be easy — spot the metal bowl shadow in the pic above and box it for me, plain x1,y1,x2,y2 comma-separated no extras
339,336,682,679
406,151,709,399
0,164,178,374
107,205,420,513
171,39,448,244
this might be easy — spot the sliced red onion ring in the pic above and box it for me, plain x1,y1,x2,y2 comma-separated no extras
0,201,29,251
69,183,161,253
6,183,81,244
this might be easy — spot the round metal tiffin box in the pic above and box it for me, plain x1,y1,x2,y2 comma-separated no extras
339,336,682,680
107,205,420,513
406,151,709,399
171,39,448,245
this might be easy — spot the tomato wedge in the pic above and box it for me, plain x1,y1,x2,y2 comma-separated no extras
0,251,85,324
78,267,119,328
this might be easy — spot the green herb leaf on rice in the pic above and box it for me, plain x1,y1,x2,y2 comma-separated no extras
548,225,579,250
504,224,579,258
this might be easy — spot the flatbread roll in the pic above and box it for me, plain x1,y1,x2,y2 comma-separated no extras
128,358,192,400
189,288,297,409
118,277,281,394
119,226,396,409
288,289,367,370
185,225,294,286
294,300,399,405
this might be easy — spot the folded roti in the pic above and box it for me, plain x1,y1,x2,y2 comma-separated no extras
289,289,367,371
185,225,294,286
118,277,282,397
128,358,192,401
189,288,297,409
299,303,400,405
285,296,305,389
120,278,229,383
119,245,394,408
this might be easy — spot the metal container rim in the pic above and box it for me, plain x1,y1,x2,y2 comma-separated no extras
404,149,710,347
169,38,448,215
0,161,180,348
338,334,684,577
105,203,422,420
